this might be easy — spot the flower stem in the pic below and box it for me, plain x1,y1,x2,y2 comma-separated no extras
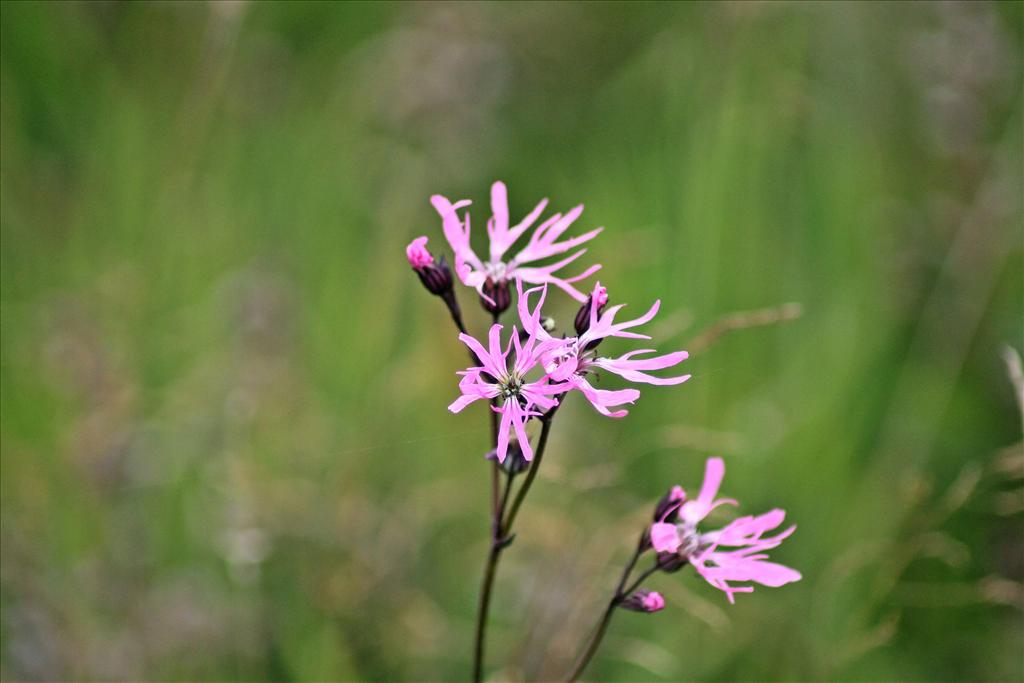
614,536,647,595
567,598,618,683
566,535,657,682
473,406,558,682
490,407,500,521
497,468,516,526
472,310,507,681
474,469,517,683
476,399,502,683
620,564,660,600
441,290,466,334
473,541,503,683
500,414,553,535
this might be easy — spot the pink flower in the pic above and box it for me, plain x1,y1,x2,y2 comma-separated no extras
430,181,602,304
406,236,434,269
650,457,801,603
518,280,690,417
448,312,565,463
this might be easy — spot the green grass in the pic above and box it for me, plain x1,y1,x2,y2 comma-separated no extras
2,2,1022,681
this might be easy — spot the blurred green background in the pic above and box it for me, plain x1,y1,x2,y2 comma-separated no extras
2,1,1022,681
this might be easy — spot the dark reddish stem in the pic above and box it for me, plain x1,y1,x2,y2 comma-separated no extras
566,532,657,682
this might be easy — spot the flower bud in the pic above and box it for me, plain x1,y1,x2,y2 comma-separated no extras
575,282,608,338
407,237,454,297
406,236,434,269
485,439,529,474
480,277,511,317
656,551,687,574
620,590,666,613
652,485,686,522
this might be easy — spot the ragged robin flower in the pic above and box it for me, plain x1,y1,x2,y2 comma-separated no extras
448,319,566,463
650,457,801,603
518,280,690,417
431,181,603,314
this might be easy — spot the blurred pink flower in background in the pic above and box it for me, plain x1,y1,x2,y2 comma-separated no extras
651,457,801,603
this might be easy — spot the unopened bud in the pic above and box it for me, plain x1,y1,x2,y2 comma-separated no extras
407,237,454,297
406,236,434,269
652,485,686,522
480,278,511,317
485,439,529,475
574,282,608,337
656,551,687,573
620,590,666,613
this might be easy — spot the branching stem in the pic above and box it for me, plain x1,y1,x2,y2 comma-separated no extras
566,532,658,682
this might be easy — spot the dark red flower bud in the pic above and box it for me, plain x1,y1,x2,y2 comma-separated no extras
652,485,686,522
656,551,688,573
480,277,511,317
575,282,608,339
485,439,529,475
407,237,454,297
620,590,666,613
416,257,454,297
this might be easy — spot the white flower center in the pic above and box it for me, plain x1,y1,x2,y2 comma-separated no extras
485,260,509,282
677,523,702,556
498,373,524,401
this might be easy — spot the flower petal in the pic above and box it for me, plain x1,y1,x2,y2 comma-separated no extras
650,522,682,553
571,376,640,418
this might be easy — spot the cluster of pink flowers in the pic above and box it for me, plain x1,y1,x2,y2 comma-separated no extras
407,180,799,629
412,182,691,465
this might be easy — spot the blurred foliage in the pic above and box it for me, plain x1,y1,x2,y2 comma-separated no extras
1,1,1022,681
